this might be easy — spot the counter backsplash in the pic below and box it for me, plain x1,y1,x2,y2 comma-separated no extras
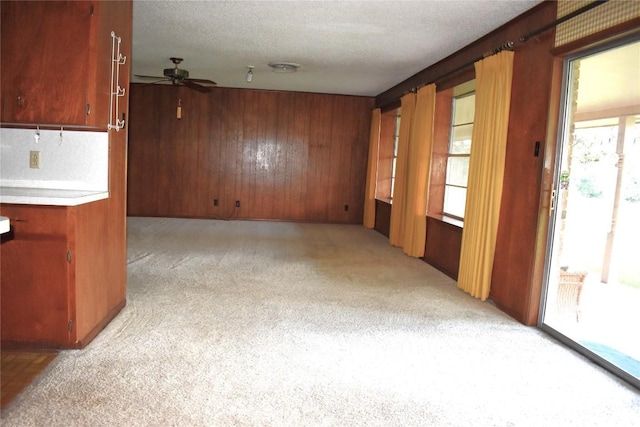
0,127,108,192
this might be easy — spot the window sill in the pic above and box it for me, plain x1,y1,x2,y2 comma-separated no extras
427,213,463,229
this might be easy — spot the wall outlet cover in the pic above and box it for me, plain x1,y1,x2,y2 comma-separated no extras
29,151,40,169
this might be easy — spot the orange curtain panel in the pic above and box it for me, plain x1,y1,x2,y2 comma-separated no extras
457,50,514,300
388,92,415,247
363,108,381,228
402,84,436,257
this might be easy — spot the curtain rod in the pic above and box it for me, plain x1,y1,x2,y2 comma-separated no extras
408,0,608,93
407,41,514,94
379,0,610,108
520,0,609,42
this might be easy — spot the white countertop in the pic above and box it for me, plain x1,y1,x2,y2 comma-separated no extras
0,187,109,206
0,216,9,234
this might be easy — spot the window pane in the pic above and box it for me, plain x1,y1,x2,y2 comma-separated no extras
453,94,475,125
450,124,473,154
444,185,467,218
446,156,469,187
393,111,401,156
391,177,395,200
443,87,474,220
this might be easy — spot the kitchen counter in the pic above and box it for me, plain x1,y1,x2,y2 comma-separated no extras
0,187,109,206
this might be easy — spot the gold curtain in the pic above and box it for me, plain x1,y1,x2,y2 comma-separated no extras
363,108,381,228
388,93,415,247
457,50,514,300
402,84,436,257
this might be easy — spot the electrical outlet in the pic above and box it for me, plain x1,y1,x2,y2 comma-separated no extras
213,199,219,206
29,151,40,169
344,204,349,212
235,200,241,208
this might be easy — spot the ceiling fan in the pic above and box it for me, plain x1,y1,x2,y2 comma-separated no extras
134,57,217,92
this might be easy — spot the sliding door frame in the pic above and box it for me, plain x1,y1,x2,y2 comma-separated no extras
537,33,640,390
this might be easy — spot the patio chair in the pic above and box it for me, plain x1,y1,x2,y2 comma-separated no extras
557,270,588,322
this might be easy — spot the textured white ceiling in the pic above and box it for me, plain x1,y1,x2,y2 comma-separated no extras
132,0,542,96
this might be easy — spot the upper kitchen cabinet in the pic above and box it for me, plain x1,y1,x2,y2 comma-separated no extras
0,1,131,129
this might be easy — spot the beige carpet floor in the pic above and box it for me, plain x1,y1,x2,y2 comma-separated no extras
2,217,639,426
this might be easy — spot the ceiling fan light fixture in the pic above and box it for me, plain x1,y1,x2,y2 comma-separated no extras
268,62,301,73
164,67,189,80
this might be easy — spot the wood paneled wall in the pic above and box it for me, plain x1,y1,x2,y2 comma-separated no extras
490,7,557,325
127,85,374,223
374,199,391,237
427,89,452,216
423,216,462,280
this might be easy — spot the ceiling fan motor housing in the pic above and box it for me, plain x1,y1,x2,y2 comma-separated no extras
164,67,189,81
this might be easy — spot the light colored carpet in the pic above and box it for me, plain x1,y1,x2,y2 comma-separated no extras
2,217,639,426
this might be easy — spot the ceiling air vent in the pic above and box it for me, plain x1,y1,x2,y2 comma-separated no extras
268,62,301,73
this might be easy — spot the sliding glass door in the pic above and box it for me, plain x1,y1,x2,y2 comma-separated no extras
540,38,640,387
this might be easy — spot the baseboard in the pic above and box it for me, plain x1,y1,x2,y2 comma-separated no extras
74,299,127,349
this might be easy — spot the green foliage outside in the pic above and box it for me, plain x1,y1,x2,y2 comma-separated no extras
563,124,640,290
572,125,640,203
577,176,602,198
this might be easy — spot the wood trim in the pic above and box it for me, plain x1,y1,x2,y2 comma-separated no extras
75,298,126,348
380,99,401,113
488,299,526,324
527,56,565,327
74,200,109,341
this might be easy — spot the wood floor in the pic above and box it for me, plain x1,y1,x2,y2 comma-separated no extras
1,350,57,409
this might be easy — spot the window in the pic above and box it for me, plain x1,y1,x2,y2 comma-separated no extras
443,91,475,219
390,110,401,200
375,107,400,202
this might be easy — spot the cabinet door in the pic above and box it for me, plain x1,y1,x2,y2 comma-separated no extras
0,206,71,345
0,1,93,125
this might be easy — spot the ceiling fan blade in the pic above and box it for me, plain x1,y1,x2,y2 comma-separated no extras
134,74,166,80
139,79,172,87
185,78,217,86
183,80,212,93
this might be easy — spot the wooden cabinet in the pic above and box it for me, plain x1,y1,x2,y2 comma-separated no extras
0,1,122,128
0,206,70,344
1,203,125,348
0,0,132,348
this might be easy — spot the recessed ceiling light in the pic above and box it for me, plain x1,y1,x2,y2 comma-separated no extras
268,62,301,73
